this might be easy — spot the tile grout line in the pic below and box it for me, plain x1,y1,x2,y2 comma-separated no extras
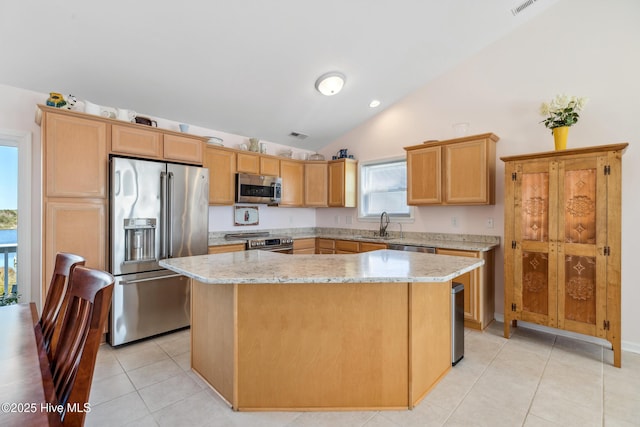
521,334,557,426
440,332,509,425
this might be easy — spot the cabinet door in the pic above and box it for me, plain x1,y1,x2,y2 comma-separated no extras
280,160,304,206
204,147,236,205
328,160,356,207
304,162,328,207
317,239,335,254
511,160,558,327
407,146,441,205
44,113,108,198
111,125,162,159
164,134,203,164
335,240,359,253
444,139,493,204
237,152,260,174
260,157,280,176
359,242,387,252
556,156,607,338
437,248,478,322
208,244,245,254
44,200,107,294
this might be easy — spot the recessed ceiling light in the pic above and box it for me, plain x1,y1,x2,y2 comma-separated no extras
315,72,346,96
369,100,381,108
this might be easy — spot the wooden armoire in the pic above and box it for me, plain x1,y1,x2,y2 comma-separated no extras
502,143,627,367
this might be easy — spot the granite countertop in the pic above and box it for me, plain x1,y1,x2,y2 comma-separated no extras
208,228,500,252
160,249,484,284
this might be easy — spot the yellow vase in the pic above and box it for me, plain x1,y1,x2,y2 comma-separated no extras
552,126,569,150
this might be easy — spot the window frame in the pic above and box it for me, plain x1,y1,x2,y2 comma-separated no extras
357,156,414,222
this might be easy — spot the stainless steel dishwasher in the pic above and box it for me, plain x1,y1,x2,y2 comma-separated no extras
388,244,464,365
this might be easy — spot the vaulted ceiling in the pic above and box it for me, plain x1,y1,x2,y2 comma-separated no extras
1,0,558,150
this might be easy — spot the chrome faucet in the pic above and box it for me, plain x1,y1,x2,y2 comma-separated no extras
379,211,390,238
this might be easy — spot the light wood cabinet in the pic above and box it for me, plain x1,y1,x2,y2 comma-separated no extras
208,244,245,254
359,242,387,252
405,133,498,205
280,160,305,207
317,238,335,254
260,156,280,176
335,240,359,254
436,248,494,330
44,112,109,198
112,124,204,165
502,144,627,367
328,159,357,207
237,152,280,176
304,162,328,207
164,133,204,164
293,238,316,254
204,146,237,205
40,106,109,297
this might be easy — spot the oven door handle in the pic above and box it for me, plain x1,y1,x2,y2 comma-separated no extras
119,274,183,285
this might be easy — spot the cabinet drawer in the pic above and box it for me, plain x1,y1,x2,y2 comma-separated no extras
293,238,316,250
335,240,359,253
360,242,387,252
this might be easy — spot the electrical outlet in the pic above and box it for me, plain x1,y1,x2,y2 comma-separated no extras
346,216,353,225
486,217,494,229
289,215,294,224
451,217,458,227
334,215,339,225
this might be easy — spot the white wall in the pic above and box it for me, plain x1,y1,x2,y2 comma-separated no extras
318,0,640,350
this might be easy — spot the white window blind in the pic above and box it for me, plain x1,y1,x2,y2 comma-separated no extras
359,158,412,219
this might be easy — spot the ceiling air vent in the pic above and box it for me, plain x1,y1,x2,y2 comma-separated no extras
289,131,308,140
511,0,537,16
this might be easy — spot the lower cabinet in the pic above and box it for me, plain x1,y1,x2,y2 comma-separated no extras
436,248,495,330
208,244,246,254
317,239,335,254
293,238,316,254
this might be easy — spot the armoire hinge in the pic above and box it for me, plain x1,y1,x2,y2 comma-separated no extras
511,303,517,312
603,320,610,330
512,241,517,249
604,246,610,256
512,172,517,181
604,165,611,175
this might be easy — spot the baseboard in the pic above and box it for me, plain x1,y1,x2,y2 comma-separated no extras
494,313,640,355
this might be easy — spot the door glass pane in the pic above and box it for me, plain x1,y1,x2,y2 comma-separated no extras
564,168,596,244
522,252,548,315
564,255,596,324
0,146,18,302
521,172,549,242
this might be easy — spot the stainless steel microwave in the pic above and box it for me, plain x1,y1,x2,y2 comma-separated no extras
236,173,282,204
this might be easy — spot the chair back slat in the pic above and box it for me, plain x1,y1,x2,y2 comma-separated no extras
49,266,114,426
40,253,85,358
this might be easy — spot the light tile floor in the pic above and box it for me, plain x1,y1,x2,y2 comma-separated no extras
86,322,640,427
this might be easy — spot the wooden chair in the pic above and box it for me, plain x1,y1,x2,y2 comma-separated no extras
40,253,85,358
49,266,114,426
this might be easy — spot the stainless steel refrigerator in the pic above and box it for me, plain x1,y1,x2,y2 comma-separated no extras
109,156,208,346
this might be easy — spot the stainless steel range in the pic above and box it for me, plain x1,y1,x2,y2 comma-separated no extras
225,232,293,253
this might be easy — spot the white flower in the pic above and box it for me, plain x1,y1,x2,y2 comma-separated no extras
539,93,588,131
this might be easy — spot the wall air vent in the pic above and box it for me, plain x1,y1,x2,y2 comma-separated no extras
511,0,537,16
289,131,308,140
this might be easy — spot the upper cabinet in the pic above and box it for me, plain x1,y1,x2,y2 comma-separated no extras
280,160,305,207
328,159,357,207
204,146,237,205
111,124,204,165
304,162,328,207
237,152,280,176
405,133,499,205
44,111,109,198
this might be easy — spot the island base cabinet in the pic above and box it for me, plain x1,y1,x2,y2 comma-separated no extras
190,279,451,411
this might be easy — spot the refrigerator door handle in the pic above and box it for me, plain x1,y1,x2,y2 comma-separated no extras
168,171,174,258
160,171,168,259
119,273,183,285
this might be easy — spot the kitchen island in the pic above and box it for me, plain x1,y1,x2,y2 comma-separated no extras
160,250,483,411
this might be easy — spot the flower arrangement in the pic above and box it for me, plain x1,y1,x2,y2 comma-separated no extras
539,94,588,132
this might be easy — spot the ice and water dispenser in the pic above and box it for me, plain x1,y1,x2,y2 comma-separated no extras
124,218,156,263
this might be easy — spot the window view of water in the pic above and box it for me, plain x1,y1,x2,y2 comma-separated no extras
0,228,17,295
